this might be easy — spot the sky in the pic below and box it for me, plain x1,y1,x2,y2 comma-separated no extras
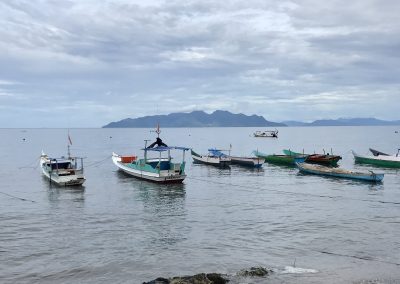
0,0,399,127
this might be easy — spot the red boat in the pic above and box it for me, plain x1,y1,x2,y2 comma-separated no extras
283,149,342,166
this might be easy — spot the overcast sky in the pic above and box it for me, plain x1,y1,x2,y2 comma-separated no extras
0,0,399,127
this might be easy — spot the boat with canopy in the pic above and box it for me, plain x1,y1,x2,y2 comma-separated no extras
40,133,85,186
112,125,190,183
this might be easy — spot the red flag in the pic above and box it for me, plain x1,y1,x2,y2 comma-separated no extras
68,134,72,145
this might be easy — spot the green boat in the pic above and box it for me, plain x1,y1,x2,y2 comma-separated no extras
253,150,306,166
352,150,400,168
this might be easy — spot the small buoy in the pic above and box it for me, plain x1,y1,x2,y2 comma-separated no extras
22,138,26,141
109,136,112,138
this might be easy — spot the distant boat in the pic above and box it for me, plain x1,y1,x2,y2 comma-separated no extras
295,158,384,182
283,149,341,166
112,126,190,183
352,150,400,168
253,129,278,138
253,150,306,166
40,152,85,186
191,149,231,168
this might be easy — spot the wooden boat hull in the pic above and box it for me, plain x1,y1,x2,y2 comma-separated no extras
296,162,384,182
191,149,231,168
283,149,341,166
192,154,231,168
230,156,264,168
253,151,296,165
352,151,400,168
112,153,186,183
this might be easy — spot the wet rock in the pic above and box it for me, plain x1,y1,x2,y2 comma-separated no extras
143,277,170,284
236,266,272,277
170,273,228,284
144,273,228,284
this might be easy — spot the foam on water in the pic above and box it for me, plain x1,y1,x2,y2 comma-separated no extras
281,266,318,274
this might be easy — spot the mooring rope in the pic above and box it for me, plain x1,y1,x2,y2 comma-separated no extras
18,156,41,169
84,155,112,168
315,250,400,266
0,191,36,203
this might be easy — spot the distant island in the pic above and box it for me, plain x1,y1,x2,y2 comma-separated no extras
283,118,400,126
103,111,400,128
103,110,285,128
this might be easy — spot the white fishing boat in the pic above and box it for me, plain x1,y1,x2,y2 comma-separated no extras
191,149,231,167
254,129,278,138
40,152,85,186
112,125,190,183
40,134,85,186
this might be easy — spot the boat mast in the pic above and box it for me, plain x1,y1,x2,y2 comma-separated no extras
67,131,72,158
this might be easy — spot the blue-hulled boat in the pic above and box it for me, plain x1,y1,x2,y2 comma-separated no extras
295,158,384,182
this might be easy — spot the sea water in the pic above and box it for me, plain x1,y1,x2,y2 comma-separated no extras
0,127,399,283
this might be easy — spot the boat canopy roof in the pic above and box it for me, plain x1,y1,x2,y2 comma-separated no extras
142,146,190,152
208,149,228,157
48,158,72,163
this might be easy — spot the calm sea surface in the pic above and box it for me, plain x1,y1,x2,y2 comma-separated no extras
1,127,400,284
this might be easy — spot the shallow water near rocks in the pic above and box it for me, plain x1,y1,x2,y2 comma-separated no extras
1,126,400,283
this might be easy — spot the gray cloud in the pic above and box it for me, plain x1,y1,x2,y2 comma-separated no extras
0,0,399,127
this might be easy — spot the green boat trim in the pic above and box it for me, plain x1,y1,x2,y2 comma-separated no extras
352,150,400,168
253,150,301,166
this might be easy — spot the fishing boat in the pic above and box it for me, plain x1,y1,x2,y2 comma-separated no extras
40,136,85,186
112,127,190,183
283,149,342,166
352,150,400,168
253,129,278,138
253,150,306,166
230,156,265,168
191,149,231,167
295,159,384,182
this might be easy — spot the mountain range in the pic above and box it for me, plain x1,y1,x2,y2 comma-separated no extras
103,110,285,128
103,111,400,128
283,118,400,126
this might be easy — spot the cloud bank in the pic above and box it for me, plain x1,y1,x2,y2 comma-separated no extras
0,0,399,127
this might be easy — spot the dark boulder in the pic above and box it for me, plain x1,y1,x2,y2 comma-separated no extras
236,267,272,277
144,273,228,284
143,277,170,284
